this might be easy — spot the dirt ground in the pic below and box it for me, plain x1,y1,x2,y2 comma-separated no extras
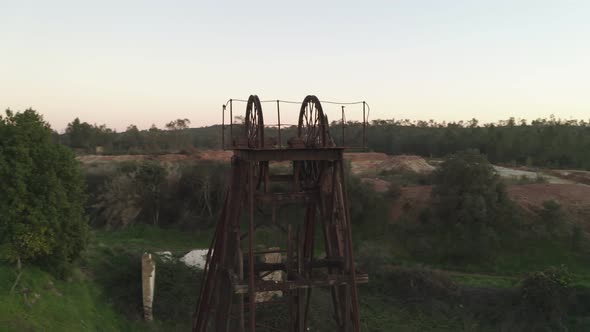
78,151,590,227
508,184,590,223
361,178,392,192
80,151,436,175
492,165,574,184
546,169,590,185
389,186,433,221
77,150,232,164
345,153,435,175
389,184,590,229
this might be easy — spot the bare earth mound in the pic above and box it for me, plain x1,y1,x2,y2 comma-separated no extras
390,186,432,221
546,169,590,186
361,178,392,193
345,153,435,175
507,184,590,226
389,184,590,229
77,150,232,165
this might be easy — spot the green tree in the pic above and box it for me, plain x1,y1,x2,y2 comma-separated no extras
146,124,163,153
135,162,167,226
116,124,144,153
177,162,229,227
0,109,87,277
431,149,511,262
165,118,191,150
65,117,94,150
537,200,568,238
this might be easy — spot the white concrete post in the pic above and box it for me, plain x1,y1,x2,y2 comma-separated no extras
142,252,156,321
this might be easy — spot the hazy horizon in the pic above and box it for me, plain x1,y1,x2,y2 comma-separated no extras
2,0,589,132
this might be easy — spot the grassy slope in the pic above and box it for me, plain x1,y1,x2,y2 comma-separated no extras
0,226,212,332
2,223,589,331
0,225,466,332
0,264,135,331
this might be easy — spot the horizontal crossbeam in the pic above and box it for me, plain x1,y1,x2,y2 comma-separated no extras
233,148,343,162
233,274,369,294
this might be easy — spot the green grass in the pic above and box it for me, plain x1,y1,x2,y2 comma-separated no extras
0,264,139,331
359,287,463,332
449,273,517,288
0,225,214,332
449,238,590,287
92,224,213,252
2,223,590,331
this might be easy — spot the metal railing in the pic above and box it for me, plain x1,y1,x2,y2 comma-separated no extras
221,98,370,150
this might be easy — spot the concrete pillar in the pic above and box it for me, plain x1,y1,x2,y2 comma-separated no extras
142,252,156,321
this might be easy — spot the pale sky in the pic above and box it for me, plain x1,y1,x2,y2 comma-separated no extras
1,0,589,132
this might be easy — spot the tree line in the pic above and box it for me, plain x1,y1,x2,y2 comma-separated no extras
362,116,590,170
58,115,590,170
59,117,198,154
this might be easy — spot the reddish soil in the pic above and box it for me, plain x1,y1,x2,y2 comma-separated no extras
195,150,233,162
507,184,590,224
389,184,590,229
546,169,590,186
345,153,434,175
77,151,590,227
344,152,390,161
390,186,433,221
77,150,232,164
361,178,392,193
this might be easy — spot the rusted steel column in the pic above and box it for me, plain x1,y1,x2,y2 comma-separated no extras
362,101,366,148
287,224,295,332
303,204,316,329
338,159,361,332
222,104,226,150
296,225,305,332
277,100,281,148
238,247,245,332
341,106,345,146
248,162,256,332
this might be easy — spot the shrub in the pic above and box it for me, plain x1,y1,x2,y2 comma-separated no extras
345,173,388,227
376,266,460,303
519,266,572,328
174,162,228,228
430,149,514,262
153,258,201,324
537,200,568,238
91,248,143,319
0,109,87,276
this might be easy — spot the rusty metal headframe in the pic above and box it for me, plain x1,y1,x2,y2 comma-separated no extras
221,96,369,151
195,95,367,332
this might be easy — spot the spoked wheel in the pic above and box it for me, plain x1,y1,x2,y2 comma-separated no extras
245,95,264,149
298,95,327,148
245,95,268,190
297,96,329,189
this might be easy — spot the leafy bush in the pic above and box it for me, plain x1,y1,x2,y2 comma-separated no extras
134,162,168,226
93,170,142,228
379,169,433,186
519,266,572,329
92,161,228,229
0,109,87,276
173,162,229,228
536,200,569,238
91,247,143,319
152,258,201,325
346,173,388,227
374,266,460,304
430,149,515,262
